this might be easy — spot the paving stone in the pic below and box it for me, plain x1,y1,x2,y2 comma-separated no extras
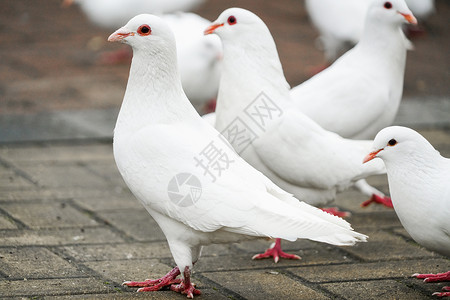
203,269,329,300
73,194,141,212
195,246,352,272
0,277,113,298
345,211,402,230
0,227,124,246
97,210,166,242
0,167,35,189
84,259,174,286
286,258,450,283
46,288,230,300
59,242,171,262
0,187,125,202
341,229,437,261
16,162,112,189
0,214,19,229
82,161,127,187
1,202,98,229
0,247,85,279
321,279,433,300
0,144,113,164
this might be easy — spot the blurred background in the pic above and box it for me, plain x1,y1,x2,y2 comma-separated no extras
0,0,448,141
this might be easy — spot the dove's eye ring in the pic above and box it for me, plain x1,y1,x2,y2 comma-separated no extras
137,25,152,36
227,16,237,25
388,139,397,146
383,2,392,9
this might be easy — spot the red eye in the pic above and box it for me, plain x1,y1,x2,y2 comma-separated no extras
137,24,151,36
384,2,392,9
227,15,237,25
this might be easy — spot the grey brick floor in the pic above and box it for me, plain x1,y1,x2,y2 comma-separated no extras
0,128,449,299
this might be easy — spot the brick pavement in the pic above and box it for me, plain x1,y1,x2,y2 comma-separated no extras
0,129,449,299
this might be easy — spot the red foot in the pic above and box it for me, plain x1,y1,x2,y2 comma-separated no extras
252,238,301,263
360,194,393,208
321,207,351,218
123,266,201,298
123,266,181,291
170,266,201,298
412,271,450,298
432,286,450,297
412,271,450,283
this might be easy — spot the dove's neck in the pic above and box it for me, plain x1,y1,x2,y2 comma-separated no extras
215,33,291,131
356,19,409,68
115,46,198,134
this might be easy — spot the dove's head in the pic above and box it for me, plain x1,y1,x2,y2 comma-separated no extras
363,126,435,164
108,14,176,53
204,8,270,42
367,0,417,25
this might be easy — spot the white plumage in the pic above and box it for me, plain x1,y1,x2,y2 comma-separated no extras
304,0,433,62
364,126,450,257
110,14,366,298
293,0,415,140
207,8,386,208
65,0,221,113
364,126,449,297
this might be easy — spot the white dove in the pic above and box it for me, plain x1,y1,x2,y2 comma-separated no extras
64,0,221,113
304,0,432,63
363,126,450,297
291,0,417,208
109,14,367,298
205,7,384,261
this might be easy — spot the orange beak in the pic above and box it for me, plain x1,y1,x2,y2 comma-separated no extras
363,149,383,164
108,28,134,42
204,23,224,35
399,12,418,25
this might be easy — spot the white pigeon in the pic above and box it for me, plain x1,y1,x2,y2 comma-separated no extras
109,14,367,298
205,8,384,261
304,0,433,62
363,126,450,297
291,0,417,207
64,0,221,113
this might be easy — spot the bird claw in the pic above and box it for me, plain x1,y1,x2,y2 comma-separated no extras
320,207,351,218
170,281,201,298
252,238,301,263
412,271,450,283
123,266,181,290
361,194,393,208
412,272,450,297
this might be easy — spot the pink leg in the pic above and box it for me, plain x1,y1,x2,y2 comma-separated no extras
170,266,201,298
412,271,450,283
360,194,393,208
321,207,351,218
252,238,301,263
123,266,181,291
412,271,450,297
432,286,450,297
